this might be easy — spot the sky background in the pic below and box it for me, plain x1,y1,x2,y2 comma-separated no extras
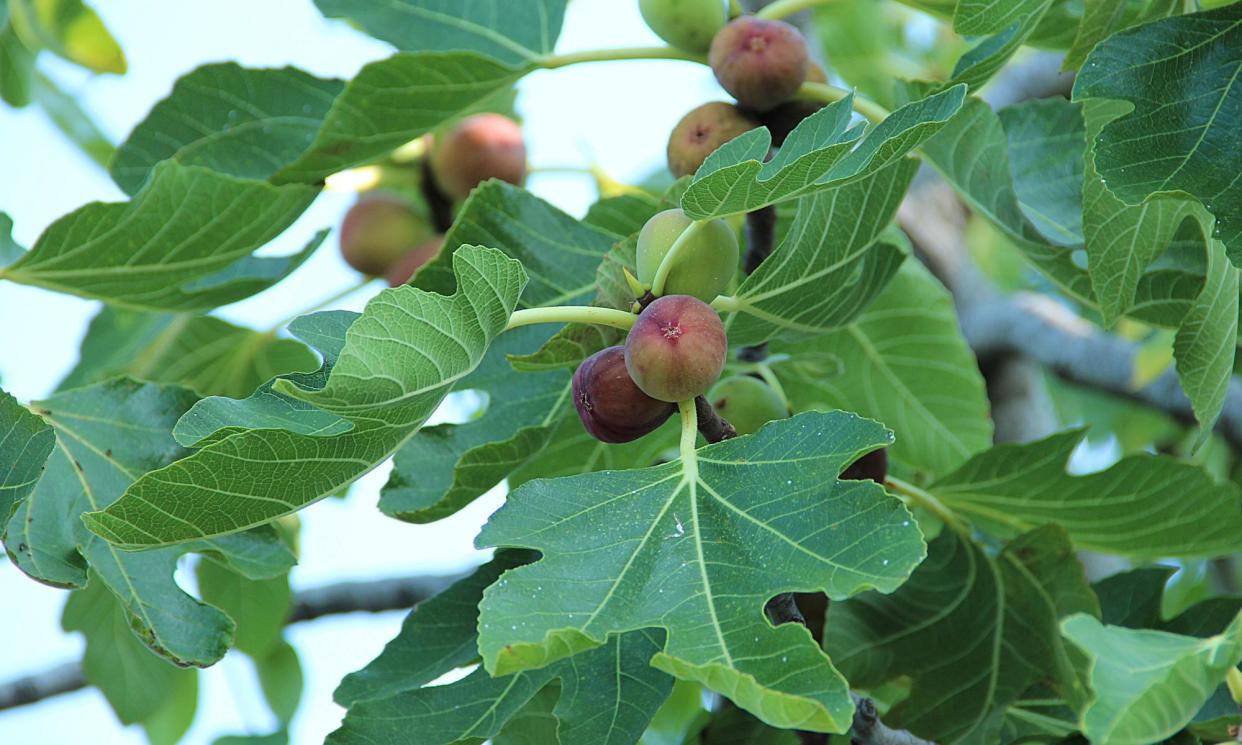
0,1,725,742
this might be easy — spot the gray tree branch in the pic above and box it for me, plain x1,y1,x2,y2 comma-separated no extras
0,572,460,712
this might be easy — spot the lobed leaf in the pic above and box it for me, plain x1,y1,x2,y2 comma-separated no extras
477,412,925,733
83,246,528,547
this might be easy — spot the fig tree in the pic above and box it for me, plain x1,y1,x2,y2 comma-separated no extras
339,192,435,277
636,209,738,302
841,448,888,483
625,294,727,402
573,346,677,443
385,236,445,286
709,16,808,112
707,375,787,435
430,113,526,201
666,101,758,178
639,0,727,53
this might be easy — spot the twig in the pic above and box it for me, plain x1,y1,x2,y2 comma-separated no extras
695,395,738,443
0,572,461,712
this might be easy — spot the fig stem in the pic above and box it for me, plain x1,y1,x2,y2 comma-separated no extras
539,46,706,70
650,218,710,297
678,398,700,480
884,475,966,534
504,306,636,333
266,276,376,332
755,0,840,22
796,82,890,124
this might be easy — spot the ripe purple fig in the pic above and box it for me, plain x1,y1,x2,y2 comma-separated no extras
625,295,727,403
667,101,759,178
386,236,445,286
339,192,435,277
709,16,809,112
841,448,888,484
430,113,527,200
573,346,677,443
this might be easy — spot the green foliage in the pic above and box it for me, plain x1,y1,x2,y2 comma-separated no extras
4,2,1242,743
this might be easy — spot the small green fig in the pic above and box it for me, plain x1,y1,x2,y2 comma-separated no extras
636,209,738,303
709,16,809,112
339,192,435,277
573,346,677,443
639,0,727,53
625,295,727,402
386,236,445,286
666,101,759,178
430,113,526,201
841,448,888,483
708,375,787,435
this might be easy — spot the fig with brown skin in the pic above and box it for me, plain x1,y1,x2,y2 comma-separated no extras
573,346,677,443
339,192,435,277
709,16,809,112
840,448,888,483
386,236,445,286
430,113,527,201
667,101,759,178
625,295,727,403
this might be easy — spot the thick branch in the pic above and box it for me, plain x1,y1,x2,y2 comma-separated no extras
0,572,460,712
695,395,738,443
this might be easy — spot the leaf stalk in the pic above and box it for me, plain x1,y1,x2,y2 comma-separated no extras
755,0,840,21
504,305,637,332
538,46,706,70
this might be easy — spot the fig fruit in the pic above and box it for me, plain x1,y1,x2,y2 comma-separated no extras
385,236,445,286
666,101,759,178
430,113,526,200
573,346,677,443
707,375,787,435
636,209,738,302
841,448,888,484
709,16,809,112
625,294,727,402
339,192,435,277
639,0,727,53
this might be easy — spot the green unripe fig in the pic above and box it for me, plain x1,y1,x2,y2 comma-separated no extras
573,346,677,443
639,0,727,53
430,113,527,201
339,192,435,277
386,236,445,286
707,375,787,435
667,101,759,178
709,16,809,112
636,209,738,303
625,295,727,402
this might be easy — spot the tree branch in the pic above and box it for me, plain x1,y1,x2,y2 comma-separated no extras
0,572,460,712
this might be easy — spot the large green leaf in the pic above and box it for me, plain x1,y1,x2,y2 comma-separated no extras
477,411,926,733
1,379,295,666
0,162,320,311
826,525,1098,743
1173,236,1239,442
1073,4,1242,264
110,63,344,194
333,551,673,745
774,260,993,478
720,160,914,346
0,17,34,107
1063,0,1181,71
314,0,567,65
679,86,966,219
1062,610,1242,745
954,0,1048,34
62,577,196,724
946,0,1054,91
61,307,320,398
0,389,55,522
83,246,527,547
919,95,1093,302
930,429,1242,559
273,52,525,184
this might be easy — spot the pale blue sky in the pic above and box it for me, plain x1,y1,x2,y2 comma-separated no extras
0,1,724,742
